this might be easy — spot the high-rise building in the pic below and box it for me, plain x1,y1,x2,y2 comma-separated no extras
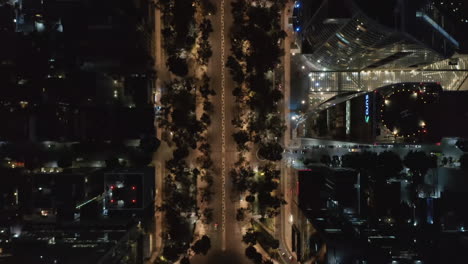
0,1,157,262
306,82,468,143
294,0,460,71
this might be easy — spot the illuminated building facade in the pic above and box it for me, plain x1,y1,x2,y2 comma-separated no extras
294,0,460,71
306,82,468,143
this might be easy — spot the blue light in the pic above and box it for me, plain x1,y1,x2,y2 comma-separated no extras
365,94,370,123
295,3,301,8
295,27,301,32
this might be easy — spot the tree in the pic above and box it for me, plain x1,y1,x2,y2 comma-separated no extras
233,130,249,148
230,166,254,193
200,187,213,203
167,55,188,77
242,228,257,245
404,151,437,204
245,245,263,264
163,245,184,262
320,155,332,166
270,89,283,102
258,142,283,161
332,155,340,167
202,208,213,224
201,113,211,126
173,146,189,160
236,208,246,221
199,18,213,36
203,101,214,113
231,0,247,23
198,40,213,65
232,86,244,100
198,143,211,155
200,0,217,16
180,256,191,264
226,55,245,84
270,239,280,249
376,151,403,181
191,235,211,255
201,171,214,186
404,151,432,185
266,114,286,138
246,194,255,203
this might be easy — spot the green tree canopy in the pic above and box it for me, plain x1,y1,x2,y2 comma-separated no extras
191,235,211,255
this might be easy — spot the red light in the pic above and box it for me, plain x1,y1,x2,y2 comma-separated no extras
436,142,441,146
132,199,136,203
131,186,136,190
110,199,115,203
423,129,427,133
110,185,115,190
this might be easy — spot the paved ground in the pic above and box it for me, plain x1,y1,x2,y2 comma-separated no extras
149,6,168,263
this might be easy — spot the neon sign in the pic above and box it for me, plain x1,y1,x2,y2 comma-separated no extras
365,94,370,123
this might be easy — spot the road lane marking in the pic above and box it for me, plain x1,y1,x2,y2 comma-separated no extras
220,0,227,251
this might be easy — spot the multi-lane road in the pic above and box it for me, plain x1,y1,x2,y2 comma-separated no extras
152,0,298,263
191,0,251,263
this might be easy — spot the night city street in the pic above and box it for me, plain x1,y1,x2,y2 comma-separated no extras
1,0,468,264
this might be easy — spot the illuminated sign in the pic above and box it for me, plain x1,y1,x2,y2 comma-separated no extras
365,94,370,123
346,100,351,134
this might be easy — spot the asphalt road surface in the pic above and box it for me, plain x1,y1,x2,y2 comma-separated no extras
191,0,251,263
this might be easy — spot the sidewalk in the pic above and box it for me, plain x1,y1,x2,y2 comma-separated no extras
148,5,166,263
279,2,300,263
252,217,298,264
